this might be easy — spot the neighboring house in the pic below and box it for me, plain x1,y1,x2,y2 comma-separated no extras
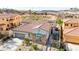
0,13,22,31
12,22,51,44
64,19,79,29
63,18,79,50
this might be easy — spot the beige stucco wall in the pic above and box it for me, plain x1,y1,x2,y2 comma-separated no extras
0,15,22,31
64,22,79,29
64,34,79,44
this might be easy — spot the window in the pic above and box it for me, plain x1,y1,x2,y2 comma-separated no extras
7,24,9,27
71,24,72,26
65,24,68,26
6,28,8,30
6,19,8,21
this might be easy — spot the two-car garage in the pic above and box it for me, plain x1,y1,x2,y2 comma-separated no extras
15,33,25,39
13,31,28,39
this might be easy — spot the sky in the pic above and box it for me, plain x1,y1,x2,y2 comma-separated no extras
0,0,79,10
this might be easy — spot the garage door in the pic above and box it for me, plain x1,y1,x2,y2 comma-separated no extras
15,33,25,39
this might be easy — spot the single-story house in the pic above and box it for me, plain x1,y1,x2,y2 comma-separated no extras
12,22,51,44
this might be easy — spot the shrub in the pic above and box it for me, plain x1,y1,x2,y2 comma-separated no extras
24,38,30,46
31,44,39,50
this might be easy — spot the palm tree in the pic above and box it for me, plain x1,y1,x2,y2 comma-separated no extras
55,18,64,48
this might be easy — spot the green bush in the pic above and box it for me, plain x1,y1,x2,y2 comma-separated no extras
31,44,39,50
24,38,30,46
52,40,60,49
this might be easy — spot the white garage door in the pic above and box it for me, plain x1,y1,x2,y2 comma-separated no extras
15,33,25,39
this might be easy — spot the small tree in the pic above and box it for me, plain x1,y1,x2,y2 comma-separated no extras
24,38,30,46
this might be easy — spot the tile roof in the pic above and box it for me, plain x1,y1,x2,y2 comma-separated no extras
13,21,51,33
64,27,79,44
64,27,79,36
40,23,51,31
64,18,79,24
64,28,78,34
